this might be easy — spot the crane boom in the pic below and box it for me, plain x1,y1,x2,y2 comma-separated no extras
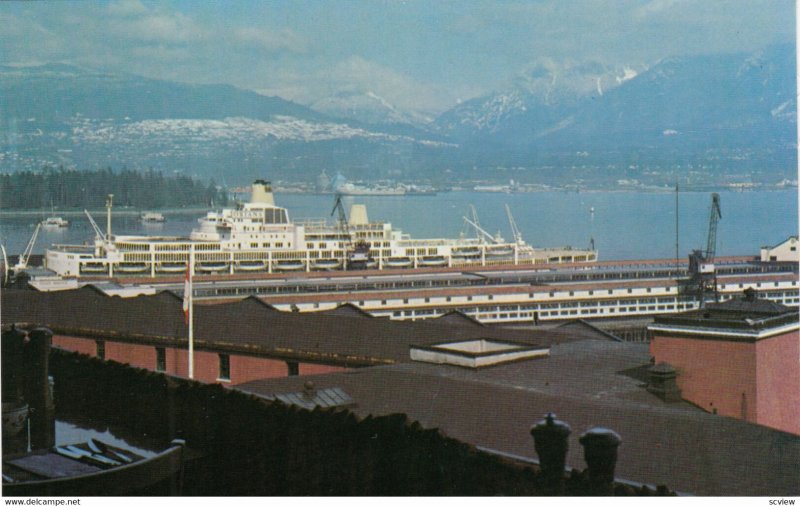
463,216,497,243
330,194,350,242
705,193,721,262
84,210,106,241
505,204,524,245
15,223,41,270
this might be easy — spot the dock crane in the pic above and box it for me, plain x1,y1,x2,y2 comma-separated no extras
330,194,371,268
687,193,722,306
84,209,107,241
505,204,524,245
14,223,41,271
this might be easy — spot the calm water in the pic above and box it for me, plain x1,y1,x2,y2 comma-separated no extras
0,190,796,261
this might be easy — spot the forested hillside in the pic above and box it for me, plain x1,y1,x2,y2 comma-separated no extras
0,168,228,210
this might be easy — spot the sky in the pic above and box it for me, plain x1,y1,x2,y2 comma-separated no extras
0,0,794,114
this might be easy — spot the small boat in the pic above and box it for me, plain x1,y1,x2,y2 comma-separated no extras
384,257,413,268
115,263,149,274
312,258,341,270
156,263,186,274
274,261,306,271
2,439,186,496
452,247,480,258
80,263,107,273
419,256,448,267
196,262,228,273
485,246,514,257
140,212,166,223
235,261,266,271
41,216,69,228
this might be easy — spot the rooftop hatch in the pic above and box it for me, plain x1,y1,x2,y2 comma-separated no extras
410,339,549,369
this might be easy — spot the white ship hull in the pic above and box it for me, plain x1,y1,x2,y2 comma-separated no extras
44,180,597,278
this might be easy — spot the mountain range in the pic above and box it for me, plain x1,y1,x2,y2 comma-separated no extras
0,44,795,185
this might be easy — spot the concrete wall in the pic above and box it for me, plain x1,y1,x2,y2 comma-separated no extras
53,334,346,385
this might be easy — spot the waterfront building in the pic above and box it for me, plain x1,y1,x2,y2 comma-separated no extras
649,289,800,435
760,235,799,262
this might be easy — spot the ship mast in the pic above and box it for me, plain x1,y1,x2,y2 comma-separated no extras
106,194,114,238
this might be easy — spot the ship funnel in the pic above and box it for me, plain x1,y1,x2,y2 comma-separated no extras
251,179,275,206
348,204,368,226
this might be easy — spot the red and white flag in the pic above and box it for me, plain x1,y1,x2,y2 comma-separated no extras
182,262,191,325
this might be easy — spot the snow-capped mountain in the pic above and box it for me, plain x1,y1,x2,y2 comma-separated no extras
435,60,646,137
0,64,453,181
310,90,433,127
433,44,794,173
0,44,794,184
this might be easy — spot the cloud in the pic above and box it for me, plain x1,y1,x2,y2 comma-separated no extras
106,0,149,17
233,27,307,53
108,11,207,44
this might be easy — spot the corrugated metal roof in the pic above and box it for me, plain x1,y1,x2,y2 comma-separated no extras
270,386,355,410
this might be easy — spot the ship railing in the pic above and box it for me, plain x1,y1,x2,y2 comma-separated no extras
295,218,329,228
48,244,95,253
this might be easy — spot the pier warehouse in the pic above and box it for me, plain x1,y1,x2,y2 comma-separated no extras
3,286,800,495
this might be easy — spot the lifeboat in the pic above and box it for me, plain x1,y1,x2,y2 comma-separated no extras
196,262,229,273
115,263,149,274
312,258,341,270
485,246,514,257
452,247,480,258
80,263,107,273
235,261,266,272
418,256,448,267
156,263,186,274
274,260,306,271
384,257,413,268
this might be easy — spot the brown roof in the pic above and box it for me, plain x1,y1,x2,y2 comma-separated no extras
2,288,606,366
236,340,800,496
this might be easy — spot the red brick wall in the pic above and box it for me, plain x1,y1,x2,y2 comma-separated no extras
755,330,800,435
299,362,346,376
53,335,97,356
650,335,757,421
51,335,344,385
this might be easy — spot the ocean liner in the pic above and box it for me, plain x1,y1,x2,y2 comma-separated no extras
44,180,596,278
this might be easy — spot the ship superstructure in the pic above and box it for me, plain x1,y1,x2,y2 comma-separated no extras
45,180,597,278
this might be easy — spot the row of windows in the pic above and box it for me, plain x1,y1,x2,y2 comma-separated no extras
390,302,699,321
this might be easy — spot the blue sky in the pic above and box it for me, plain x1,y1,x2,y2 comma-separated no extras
0,0,794,113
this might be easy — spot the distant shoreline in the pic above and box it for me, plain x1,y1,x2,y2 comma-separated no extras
0,207,211,218
0,186,795,217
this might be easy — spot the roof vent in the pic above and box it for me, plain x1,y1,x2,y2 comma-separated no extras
410,339,549,369
646,362,682,402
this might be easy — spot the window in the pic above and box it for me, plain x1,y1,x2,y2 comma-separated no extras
96,341,105,360
156,347,166,372
218,354,231,381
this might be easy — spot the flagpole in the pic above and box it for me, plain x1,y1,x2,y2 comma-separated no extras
188,253,194,379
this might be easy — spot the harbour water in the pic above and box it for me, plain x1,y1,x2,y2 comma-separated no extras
0,189,796,261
